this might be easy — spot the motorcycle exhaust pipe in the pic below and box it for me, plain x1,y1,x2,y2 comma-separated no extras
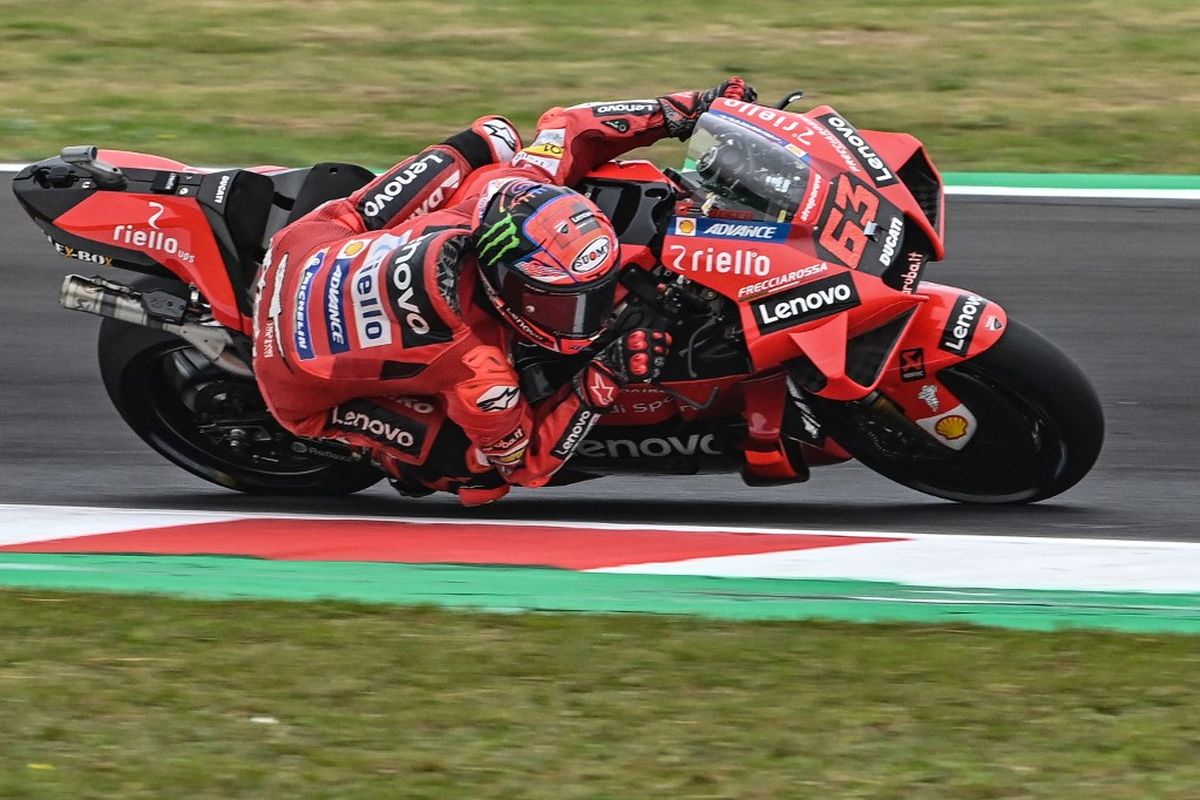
60,273,253,378
61,272,181,328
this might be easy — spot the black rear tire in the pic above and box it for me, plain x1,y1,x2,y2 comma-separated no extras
97,278,383,495
807,318,1104,504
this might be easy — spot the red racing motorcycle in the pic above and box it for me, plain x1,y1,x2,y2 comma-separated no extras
11,91,1104,503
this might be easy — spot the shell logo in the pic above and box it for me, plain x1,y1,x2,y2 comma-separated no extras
341,240,367,258
935,414,970,440
676,218,697,236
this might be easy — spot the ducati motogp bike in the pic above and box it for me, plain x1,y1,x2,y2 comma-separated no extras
11,90,1104,503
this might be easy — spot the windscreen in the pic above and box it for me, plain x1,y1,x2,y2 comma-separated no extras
683,112,812,223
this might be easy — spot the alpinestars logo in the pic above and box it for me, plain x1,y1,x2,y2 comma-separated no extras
481,119,518,161
477,213,521,265
476,385,520,413
590,370,616,407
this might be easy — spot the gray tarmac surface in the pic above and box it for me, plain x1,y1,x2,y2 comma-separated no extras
1,177,1196,539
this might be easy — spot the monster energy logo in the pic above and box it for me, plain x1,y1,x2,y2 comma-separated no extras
476,214,521,265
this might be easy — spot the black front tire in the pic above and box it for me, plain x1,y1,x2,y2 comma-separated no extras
97,279,383,495
807,319,1104,504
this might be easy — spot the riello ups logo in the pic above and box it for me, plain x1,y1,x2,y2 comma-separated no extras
751,272,861,334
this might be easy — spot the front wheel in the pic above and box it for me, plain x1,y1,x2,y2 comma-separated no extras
806,319,1104,504
97,280,383,495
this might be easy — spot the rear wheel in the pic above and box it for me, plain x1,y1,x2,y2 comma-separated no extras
97,278,382,495
806,319,1103,503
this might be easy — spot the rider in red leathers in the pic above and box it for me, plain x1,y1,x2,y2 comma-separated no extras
252,78,757,505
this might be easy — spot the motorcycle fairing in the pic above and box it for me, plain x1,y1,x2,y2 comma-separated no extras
871,282,1010,450
13,150,277,332
13,150,374,334
659,225,927,400
699,101,944,298
52,190,241,326
654,102,968,403
710,99,945,257
597,374,746,427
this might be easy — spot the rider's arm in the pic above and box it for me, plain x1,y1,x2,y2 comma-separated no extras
512,78,756,187
290,116,521,237
444,329,671,488
442,347,595,488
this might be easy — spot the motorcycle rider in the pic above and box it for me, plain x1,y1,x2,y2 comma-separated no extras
253,78,757,505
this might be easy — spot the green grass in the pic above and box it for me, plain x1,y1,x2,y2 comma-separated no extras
3,590,1200,799
1,0,1198,172
4,5,1199,794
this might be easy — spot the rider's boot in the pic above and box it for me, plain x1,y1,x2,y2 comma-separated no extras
738,374,808,486
740,439,810,487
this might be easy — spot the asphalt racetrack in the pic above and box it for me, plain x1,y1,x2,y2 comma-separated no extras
1,177,1196,540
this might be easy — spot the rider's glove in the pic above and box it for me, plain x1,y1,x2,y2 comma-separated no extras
573,328,672,411
658,76,758,140
703,76,758,107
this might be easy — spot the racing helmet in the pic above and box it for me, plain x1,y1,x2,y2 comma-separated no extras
474,180,621,354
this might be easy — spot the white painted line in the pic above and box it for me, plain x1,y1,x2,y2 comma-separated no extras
946,185,1200,201
0,502,914,542
2,503,1200,546
4,504,1200,594
3,502,1200,549
6,501,1200,550
0,505,245,547
598,538,1200,593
